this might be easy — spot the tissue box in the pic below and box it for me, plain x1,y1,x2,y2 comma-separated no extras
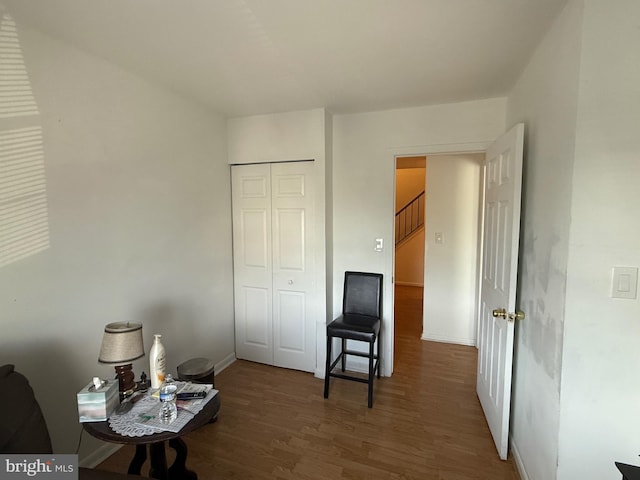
77,379,119,422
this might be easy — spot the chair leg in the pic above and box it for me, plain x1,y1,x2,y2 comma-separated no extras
367,340,375,408
377,332,382,379
341,338,346,371
324,334,332,399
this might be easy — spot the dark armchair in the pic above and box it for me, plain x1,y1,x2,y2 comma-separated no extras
0,364,140,480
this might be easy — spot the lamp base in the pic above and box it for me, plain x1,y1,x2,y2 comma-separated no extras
114,363,137,400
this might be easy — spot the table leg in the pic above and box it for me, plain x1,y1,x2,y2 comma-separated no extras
167,438,197,480
128,445,147,475
149,442,169,480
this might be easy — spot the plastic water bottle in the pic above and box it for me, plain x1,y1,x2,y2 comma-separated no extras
159,374,177,423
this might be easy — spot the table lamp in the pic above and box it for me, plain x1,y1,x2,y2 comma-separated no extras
98,322,144,398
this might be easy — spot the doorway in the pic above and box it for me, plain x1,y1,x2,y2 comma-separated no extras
393,153,484,364
394,156,426,359
388,126,523,461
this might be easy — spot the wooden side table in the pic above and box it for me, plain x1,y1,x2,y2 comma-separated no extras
84,394,220,480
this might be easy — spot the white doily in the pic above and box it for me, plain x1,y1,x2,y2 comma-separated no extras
109,395,165,437
108,388,218,437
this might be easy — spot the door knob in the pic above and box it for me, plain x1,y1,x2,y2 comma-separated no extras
288,280,293,285
492,308,525,322
492,308,507,319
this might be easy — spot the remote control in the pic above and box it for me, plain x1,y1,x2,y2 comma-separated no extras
177,391,207,400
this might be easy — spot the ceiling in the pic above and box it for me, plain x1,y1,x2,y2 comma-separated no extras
1,0,566,118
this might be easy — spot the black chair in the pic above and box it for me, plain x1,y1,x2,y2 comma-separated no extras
323,271,383,408
616,462,640,480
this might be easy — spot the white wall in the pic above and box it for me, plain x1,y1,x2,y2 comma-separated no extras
395,165,425,286
323,109,334,376
558,1,640,478
506,1,583,478
395,230,425,287
227,109,329,378
422,154,483,346
228,109,326,164
0,22,234,461
333,98,506,374
395,166,425,212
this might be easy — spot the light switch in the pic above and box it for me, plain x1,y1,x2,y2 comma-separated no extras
374,238,383,252
610,266,638,299
435,232,444,244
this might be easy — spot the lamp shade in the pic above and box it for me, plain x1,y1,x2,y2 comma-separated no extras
98,322,144,364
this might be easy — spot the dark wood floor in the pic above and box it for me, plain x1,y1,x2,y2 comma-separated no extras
97,285,519,479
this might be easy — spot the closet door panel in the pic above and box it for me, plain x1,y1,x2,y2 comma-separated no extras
276,290,305,351
271,161,315,372
242,286,270,346
232,164,273,365
276,209,305,271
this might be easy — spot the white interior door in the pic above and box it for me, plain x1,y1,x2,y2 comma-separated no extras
232,161,316,372
476,123,524,460
232,163,273,365
271,162,315,371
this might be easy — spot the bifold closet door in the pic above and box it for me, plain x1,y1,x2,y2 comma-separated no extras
232,161,315,372
232,163,273,366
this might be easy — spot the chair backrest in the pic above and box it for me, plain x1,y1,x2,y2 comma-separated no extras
342,271,383,318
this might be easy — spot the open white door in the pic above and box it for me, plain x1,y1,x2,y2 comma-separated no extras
477,123,525,460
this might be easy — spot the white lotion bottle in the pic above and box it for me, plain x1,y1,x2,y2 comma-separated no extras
149,334,166,389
